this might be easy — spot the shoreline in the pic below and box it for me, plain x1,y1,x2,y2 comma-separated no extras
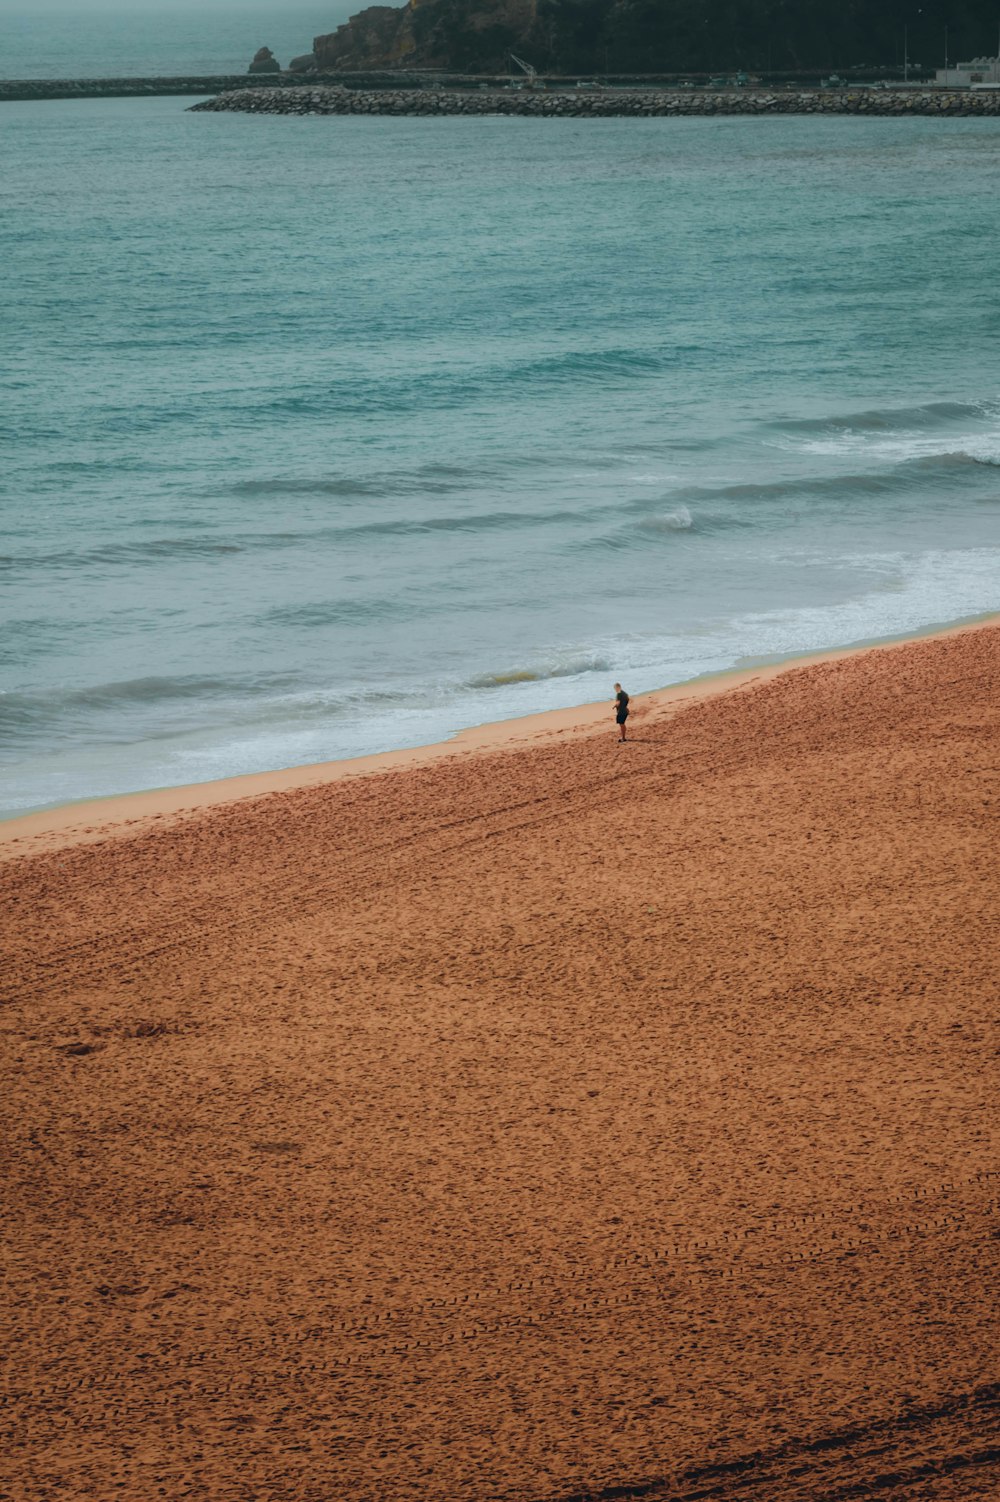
4,610,997,861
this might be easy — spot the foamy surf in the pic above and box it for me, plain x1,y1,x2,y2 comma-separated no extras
637,506,694,532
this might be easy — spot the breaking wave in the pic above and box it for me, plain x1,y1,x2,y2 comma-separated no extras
467,654,612,690
773,399,998,436
637,506,693,533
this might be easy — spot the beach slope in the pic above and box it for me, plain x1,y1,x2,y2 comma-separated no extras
2,626,998,1500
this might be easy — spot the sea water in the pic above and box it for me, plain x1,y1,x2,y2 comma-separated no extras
0,3,348,80
2,93,999,816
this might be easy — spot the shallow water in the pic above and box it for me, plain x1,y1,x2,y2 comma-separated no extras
2,98,999,814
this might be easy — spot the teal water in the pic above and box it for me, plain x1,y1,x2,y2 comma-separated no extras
1,3,345,79
2,96,999,815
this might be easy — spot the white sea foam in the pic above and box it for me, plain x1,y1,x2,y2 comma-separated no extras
786,423,1000,467
639,506,693,532
963,445,1000,467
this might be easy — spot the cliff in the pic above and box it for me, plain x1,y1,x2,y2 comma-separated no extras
314,0,1000,76
315,0,540,72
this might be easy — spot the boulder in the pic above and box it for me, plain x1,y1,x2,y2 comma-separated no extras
289,52,318,73
248,47,281,74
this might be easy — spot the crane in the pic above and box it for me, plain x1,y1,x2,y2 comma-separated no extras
509,53,542,88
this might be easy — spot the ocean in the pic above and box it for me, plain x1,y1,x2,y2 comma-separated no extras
2,77,999,817
0,3,349,80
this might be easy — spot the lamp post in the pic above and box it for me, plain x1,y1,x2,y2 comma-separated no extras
903,10,923,83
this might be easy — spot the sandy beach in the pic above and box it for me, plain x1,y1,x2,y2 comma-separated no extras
2,623,998,1501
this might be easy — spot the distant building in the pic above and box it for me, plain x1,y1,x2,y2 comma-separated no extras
935,56,1000,86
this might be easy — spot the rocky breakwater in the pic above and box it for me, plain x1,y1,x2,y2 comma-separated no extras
189,85,1000,118
0,75,289,103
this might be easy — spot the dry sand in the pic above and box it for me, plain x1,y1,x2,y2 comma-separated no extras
2,624,998,1501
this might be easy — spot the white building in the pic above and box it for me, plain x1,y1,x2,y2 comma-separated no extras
935,56,1000,86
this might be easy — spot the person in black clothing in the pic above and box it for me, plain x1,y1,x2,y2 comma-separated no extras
613,682,630,742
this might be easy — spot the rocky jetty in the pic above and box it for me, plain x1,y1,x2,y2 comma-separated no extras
0,76,273,102
190,84,1000,118
0,70,502,104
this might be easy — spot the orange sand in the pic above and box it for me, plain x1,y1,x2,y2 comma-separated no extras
2,625,998,1501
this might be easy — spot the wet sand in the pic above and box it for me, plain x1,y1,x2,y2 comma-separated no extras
2,624,998,1500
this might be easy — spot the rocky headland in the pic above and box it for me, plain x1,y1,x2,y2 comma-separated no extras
311,0,1000,75
189,83,1000,118
314,0,538,72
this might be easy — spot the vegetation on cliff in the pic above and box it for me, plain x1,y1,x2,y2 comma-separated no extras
314,0,1000,75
